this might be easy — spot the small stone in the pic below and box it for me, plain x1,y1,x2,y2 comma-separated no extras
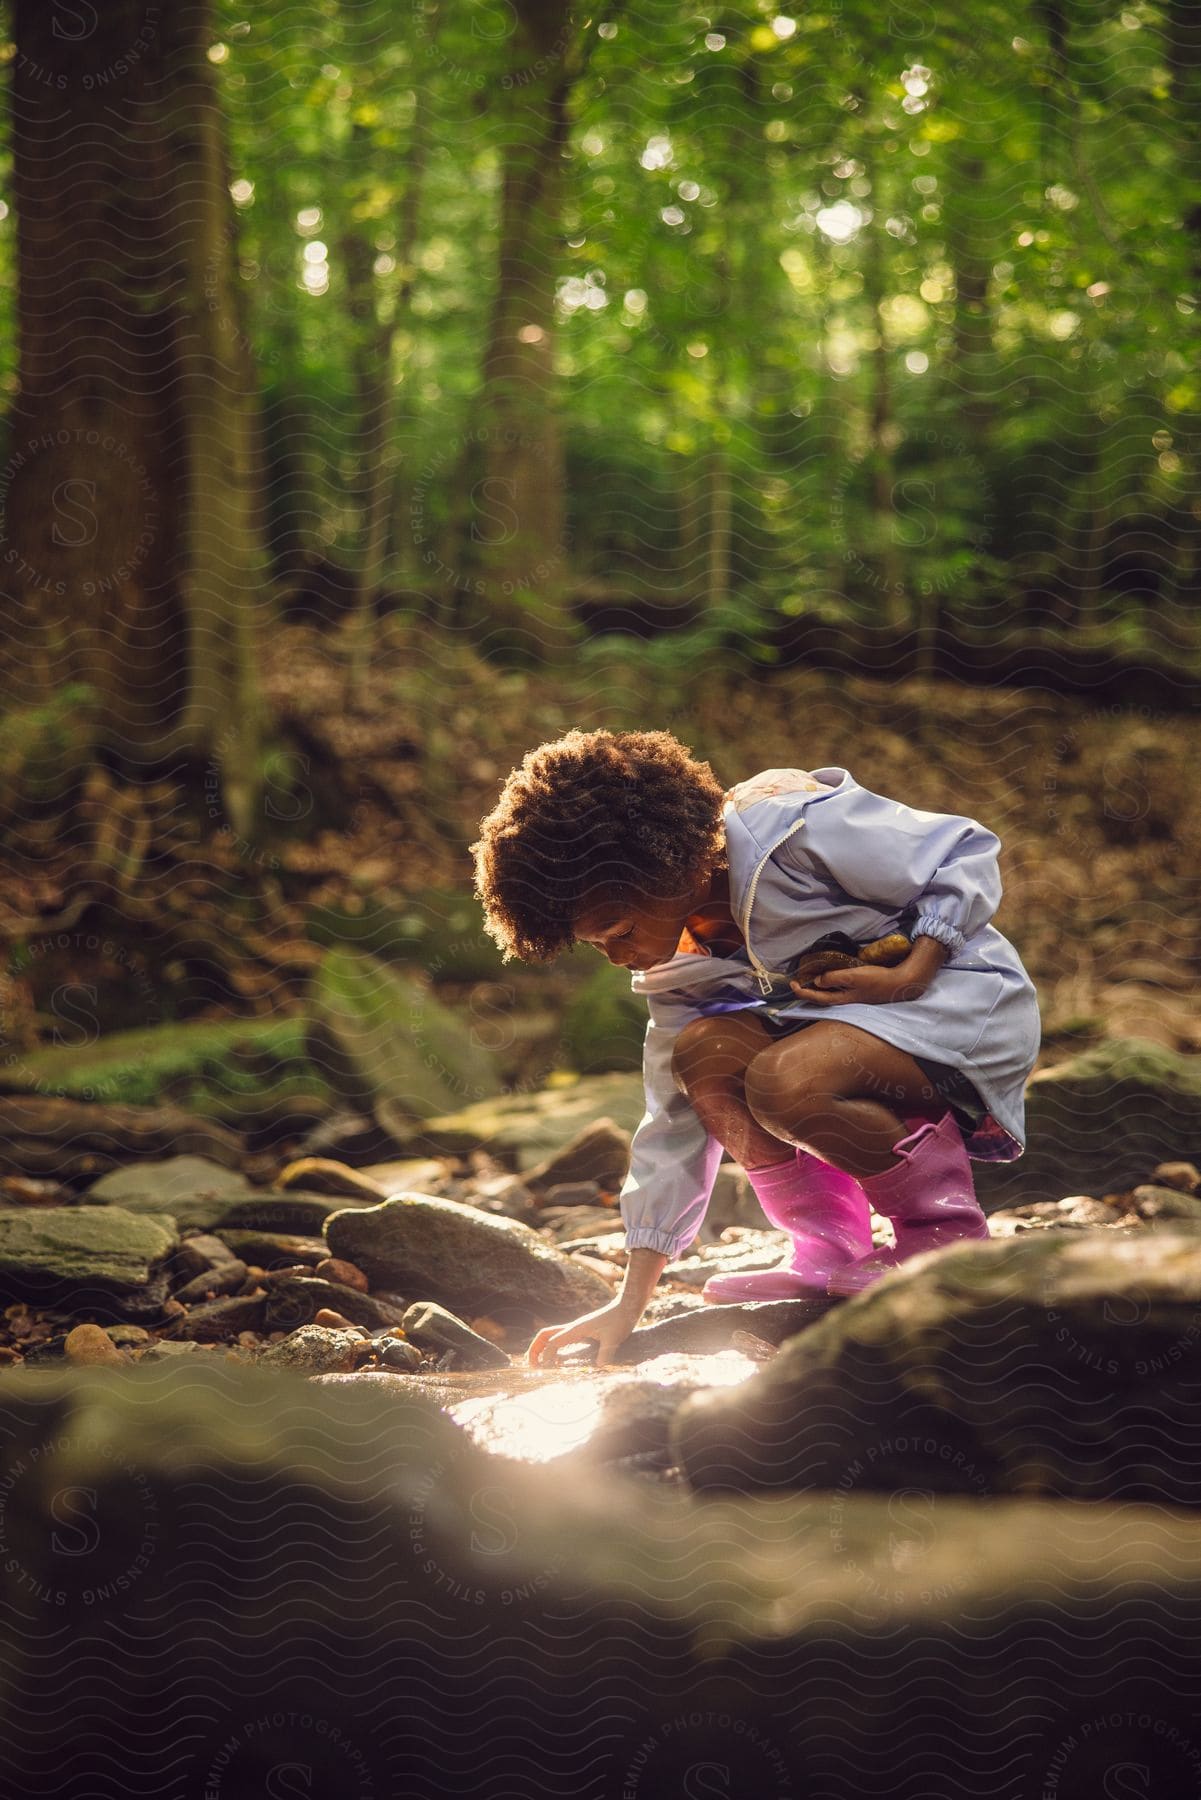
64,1323,127,1367
133,1339,202,1362
167,1294,268,1342
313,1307,360,1331
373,1335,422,1372
173,1233,242,1282
265,1277,407,1333
399,1301,510,1371
1130,1184,1201,1224
315,1257,369,1293
1152,1162,1201,1195
105,1325,152,1347
173,1260,249,1304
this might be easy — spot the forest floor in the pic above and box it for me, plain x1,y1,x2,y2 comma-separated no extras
2,614,1198,1071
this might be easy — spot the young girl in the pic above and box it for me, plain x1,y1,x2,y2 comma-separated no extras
471,727,1041,1368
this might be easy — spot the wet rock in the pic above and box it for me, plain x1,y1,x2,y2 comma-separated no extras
64,1323,127,1367
326,1195,612,1324
275,1157,388,1200
613,1297,838,1363
264,1277,407,1334
0,1205,177,1320
674,1226,1201,1504
525,1119,632,1198
131,1338,204,1362
314,1256,369,1292
172,1232,243,1282
258,1325,370,1374
167,1293,268,1342
172,1260,249,1304
373,1335,422,1372
448,1352,758,1471
0,1176,72,1207
215,1229,328,1268
105,1325,152,1348
400,1301,509,1372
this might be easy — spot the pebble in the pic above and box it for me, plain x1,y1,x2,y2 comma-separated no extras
400,1301,510,1372
315,1257,370,1293
373,1335,422,1372
64,1324,127,1367
259,1325,371,1375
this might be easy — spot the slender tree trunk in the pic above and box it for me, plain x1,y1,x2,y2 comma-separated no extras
1,0,265,840
342,79,430,709
862,162,906,633
474,0,575,652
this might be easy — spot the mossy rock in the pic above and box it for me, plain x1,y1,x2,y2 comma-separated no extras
307,947,501,1121
561,961,647,1075
977,1036,1201,1208
0,1204,177,1317
0,1015,339,1130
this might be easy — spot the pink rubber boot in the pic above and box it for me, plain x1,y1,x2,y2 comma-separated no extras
701,1148,874,1303
825,1108,991,1297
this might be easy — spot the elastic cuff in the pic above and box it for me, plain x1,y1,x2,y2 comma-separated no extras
625,1225,692,1259
911,915,966,959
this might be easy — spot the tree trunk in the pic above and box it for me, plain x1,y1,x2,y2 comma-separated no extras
1,0,265,839
474,0,574,653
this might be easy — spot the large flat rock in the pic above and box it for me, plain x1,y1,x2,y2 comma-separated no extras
1,1361,1200,1796
0,1205,177,1318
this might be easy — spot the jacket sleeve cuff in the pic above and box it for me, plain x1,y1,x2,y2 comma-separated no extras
911,914,966,959
624,1224,694,1260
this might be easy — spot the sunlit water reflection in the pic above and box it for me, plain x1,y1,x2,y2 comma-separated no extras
445,1350,760,1463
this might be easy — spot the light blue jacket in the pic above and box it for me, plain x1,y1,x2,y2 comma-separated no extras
619,766,1042,1260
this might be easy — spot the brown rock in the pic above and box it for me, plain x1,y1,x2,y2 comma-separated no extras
313,1307,360,1331
315,1256,369,1292
64,1323,127,1367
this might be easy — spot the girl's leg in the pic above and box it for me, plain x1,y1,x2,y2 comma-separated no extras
669,1013,788,1167
741,1020,946,1178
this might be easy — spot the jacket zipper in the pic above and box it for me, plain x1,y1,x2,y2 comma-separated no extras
740,818,807,994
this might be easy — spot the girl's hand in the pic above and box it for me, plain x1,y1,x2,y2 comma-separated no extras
790,962,929,1006
526,1298,641,1370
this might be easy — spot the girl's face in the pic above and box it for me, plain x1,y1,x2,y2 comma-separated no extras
572,878,709,973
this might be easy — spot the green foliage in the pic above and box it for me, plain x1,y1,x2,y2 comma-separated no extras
190,0,1200,657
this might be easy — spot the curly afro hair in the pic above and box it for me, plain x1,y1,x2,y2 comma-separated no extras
471,727,728,963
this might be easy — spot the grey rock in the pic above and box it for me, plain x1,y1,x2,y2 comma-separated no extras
215,1229,328,1268
218,1190,381,1235
264,1278,408,1333
259,1325,371,1374
373,1335,422,1372
172,1233,243,1281
172,1260,249,1304
325,1194,612,1324
84,1156,254,1230
400,1301,509,1371
0,1205,177,1320
167,1293,268,1342
674,1226,1201,1505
